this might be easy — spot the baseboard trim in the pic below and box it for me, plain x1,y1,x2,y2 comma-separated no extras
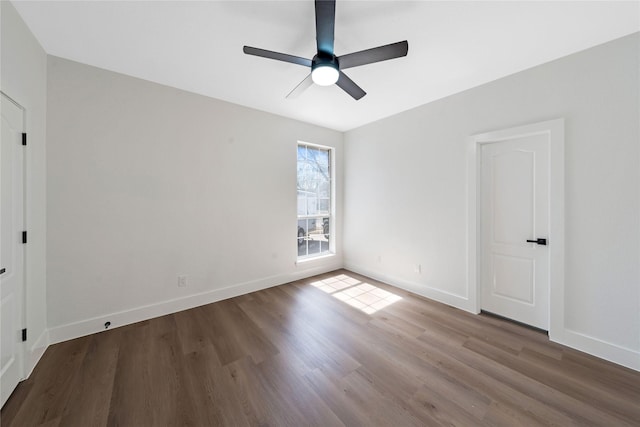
24,329,49,378
553,328,640,372
44,260,639,373
344,262,474,313
345,263,639,372
48,262,342,345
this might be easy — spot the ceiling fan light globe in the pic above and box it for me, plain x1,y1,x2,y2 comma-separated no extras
312,65,339,86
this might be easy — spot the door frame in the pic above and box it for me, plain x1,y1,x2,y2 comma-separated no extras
467,118,564,341
1,91,27,400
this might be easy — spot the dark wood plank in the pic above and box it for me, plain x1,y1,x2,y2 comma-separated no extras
2,337,90,426
105,321,157,426
463,336,640,424
3,269,640,427
180,345,249,426
58,329,121,427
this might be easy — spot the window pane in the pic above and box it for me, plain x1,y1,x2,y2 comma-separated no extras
297,143,331,259
297,218,308,257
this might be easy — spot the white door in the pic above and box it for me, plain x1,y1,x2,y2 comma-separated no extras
1,93,25,407
480,133,549,330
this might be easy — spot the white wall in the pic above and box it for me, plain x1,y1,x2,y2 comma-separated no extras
46,56,343,342
9,0,638,372
344,33,639,370
1,1,49,375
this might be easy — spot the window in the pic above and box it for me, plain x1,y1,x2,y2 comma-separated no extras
297,143,332,259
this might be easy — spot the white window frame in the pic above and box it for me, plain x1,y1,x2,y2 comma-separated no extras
297,141,334,260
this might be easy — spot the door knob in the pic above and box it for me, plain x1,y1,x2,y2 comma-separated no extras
526,238,547,245
0,268,5,275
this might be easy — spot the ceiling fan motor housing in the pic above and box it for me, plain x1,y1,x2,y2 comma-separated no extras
312,52,339,71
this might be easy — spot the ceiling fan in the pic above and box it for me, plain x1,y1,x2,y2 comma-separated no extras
243,0,409,100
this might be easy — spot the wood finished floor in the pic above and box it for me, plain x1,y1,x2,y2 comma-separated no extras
2,269,639,426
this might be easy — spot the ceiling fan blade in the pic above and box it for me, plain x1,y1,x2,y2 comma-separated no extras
243,46,312,67
315,0,336,54
286,74,314,99
336,71,366,100
338,41,409,70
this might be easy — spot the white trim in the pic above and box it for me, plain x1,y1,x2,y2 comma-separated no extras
1,92,27,401
24,329,49,378
344,262,476,313
0,90,26,112
42,254,639,372
296,140,336,259
467,116,640,372
296,253,336,265
467,118,565,334
348,257,638,370
561,328,640,372
48,262,341,345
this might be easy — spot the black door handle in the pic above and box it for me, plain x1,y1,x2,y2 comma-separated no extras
526,238,547,245
0,268,5,275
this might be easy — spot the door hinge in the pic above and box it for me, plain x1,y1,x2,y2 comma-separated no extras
22,231,27,244
22,133,27,146
22,328,27,342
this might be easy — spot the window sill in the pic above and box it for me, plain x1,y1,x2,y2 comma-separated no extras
296,253,336,265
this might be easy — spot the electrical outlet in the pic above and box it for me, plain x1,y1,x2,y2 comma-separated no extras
414,264,421,274
178,275,188,287
377,255,382,263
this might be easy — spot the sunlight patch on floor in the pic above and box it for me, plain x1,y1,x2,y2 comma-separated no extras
310,274,402,314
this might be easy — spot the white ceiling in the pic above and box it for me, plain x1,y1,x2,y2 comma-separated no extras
12,1,640,131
